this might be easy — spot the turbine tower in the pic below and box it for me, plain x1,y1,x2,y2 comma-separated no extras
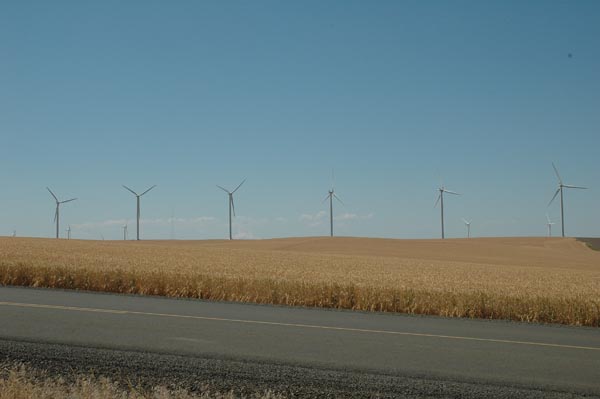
122,223,128,240
47,187,77,239
548,163,587,237
217,179,246,240
122,185,156,241
435,185,460,239
546,214,555,237
462,218,471,238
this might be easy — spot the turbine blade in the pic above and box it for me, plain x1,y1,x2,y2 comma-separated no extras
322,193,331,203
331,168,335,190
60,198,77,204
122,185,138,196
53,207,58,223
548,188,560,206
232,179,246,194
552,163,563,184
434,193,441,208
443,189,460,195
546,214,551,224
333,193,344,205
230,196,236,217
563,185,587,189
140,185,156,196
462,218,468,224
216,185,230,193
46,187,58,202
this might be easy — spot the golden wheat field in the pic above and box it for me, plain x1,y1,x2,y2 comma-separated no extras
1,236,599,326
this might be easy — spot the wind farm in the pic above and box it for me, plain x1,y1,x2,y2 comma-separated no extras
2,163,594,240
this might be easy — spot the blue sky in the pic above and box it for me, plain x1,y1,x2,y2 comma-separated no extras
1,1,599,240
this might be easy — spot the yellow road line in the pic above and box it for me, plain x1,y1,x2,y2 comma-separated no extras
1,301,599,352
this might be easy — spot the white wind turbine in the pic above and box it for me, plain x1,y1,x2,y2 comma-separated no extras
66,225,71,240
217,179,246,240
322,172,343,237
548,163,587,237
122,223,128,240
435,185,460,239
462,218,471,238
47,187,77,239
546,214,555,237
122,185,156,241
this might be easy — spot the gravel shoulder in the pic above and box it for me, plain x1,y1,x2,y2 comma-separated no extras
0,339,593,399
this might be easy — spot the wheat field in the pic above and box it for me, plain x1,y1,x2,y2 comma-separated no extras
1,236,599,326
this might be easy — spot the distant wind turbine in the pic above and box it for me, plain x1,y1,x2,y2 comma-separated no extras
122,185,156,241
47,187,77,239
548,163,587,237
122,223,128,240
66,225,71,240
435,185,460,239
217,179,246,240
322,176,343,237
462,218,471,238
11,230,16,238
546,214,555,237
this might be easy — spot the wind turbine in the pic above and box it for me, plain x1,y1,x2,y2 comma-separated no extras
122,185,156,241
322,182,343,238
548,163,587,237
216,179,246,240
47,187,77,239
435,185,460,239
66,225,71,240
546,214,555,237
11,230,16,238
122,223,128,240
462,218,471,238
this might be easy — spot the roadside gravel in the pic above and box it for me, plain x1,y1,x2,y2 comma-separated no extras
0,339,592,399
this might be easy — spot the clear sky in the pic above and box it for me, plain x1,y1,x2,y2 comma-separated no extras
1,1,599,240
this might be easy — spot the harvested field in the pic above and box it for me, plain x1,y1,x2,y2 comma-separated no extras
1,236,599,326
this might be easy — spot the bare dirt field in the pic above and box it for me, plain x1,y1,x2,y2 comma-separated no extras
1,236,599,326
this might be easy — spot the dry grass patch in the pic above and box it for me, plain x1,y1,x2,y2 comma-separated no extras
1,236,599,326
0,362,283,399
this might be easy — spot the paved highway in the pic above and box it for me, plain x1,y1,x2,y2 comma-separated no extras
0,286,599,397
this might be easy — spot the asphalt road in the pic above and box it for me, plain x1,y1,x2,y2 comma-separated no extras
1,286,599,397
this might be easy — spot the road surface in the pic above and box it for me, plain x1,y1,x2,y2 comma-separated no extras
0,286,599,397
